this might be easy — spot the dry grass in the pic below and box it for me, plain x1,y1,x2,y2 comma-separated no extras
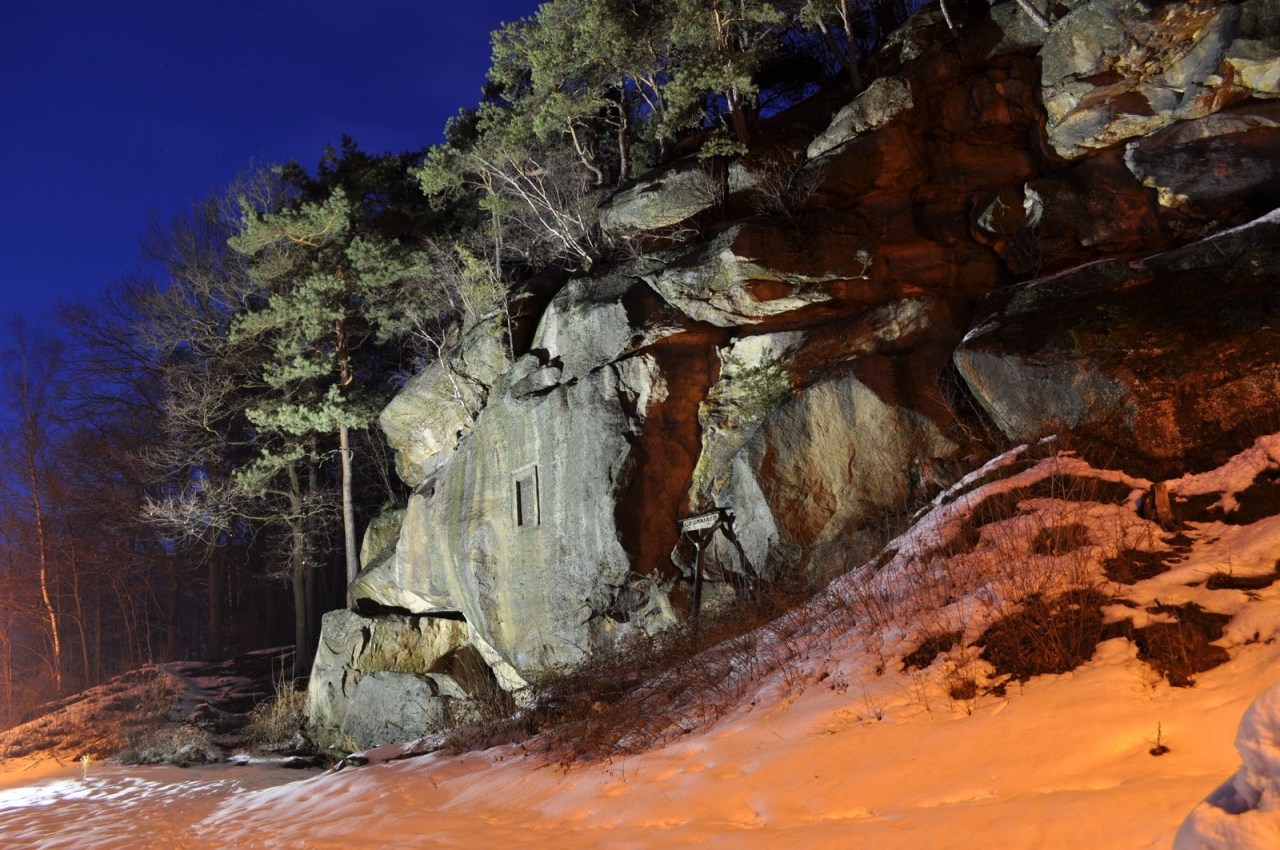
442,575,850,765
841,450,1167,697
116,723,220,766
977,588,1111,681
0,667,175,761
245,677,311,750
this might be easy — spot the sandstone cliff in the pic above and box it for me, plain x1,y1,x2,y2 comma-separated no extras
310,0,1280,751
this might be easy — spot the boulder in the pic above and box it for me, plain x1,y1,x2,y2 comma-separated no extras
645,225,840,328
379,313,511,489
811,122,931,203
599,159,720,236
980,0,1054,58
980,149,1171,276
531,263,693,382
877,8,950,67
1124,103,1280,218
1039,0,1155,90
382,353,681,676
646,214,993,330
953,344,1131,441
689,298,945,507
955,209,1280,473
1224,0,1280,96
690,329,808,508
358,508,405,570
338,671,470,751
1040,0,1279,159
506,355,563,398
807,76,915,160
307,609,472,751
706,369,957,580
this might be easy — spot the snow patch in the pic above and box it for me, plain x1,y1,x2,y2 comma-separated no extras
1176,684,1280,849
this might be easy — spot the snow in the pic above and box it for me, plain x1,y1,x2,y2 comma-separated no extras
1176,685,1280,849
4,443,1280,847
0,761,307,849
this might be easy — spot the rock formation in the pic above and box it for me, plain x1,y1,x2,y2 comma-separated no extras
309,0,1280,750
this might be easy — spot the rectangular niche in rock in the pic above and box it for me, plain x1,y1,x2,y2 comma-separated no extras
513,463,540,528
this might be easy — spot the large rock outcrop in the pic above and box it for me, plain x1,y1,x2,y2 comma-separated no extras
367,352,685,676
310,0,1280,750
955,209,1280,474
1040,0,1280,159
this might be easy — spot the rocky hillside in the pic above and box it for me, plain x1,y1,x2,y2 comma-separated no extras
308,0,1280,752
0,648,296,765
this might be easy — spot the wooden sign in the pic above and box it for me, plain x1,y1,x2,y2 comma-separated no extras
679,510,722,533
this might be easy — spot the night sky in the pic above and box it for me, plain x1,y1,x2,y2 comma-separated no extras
0,1,542,323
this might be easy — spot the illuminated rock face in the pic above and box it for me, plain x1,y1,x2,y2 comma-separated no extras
956,211,1280,476
310,0,1280,748
1039,0,1280,159
307,609,472,751
377,314,511,489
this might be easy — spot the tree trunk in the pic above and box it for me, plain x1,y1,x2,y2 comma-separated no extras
290,525,310,681
207,546,225,661
67,544,92,687
340,423,358,607
25,438,62,694
616,94,632,186
165,554,180,661
727,86,752,144
91,576,102,681
286,462,314,680
836,1,862,91
0,562,14,720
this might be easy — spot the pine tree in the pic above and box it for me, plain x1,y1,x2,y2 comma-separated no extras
229,144,432,611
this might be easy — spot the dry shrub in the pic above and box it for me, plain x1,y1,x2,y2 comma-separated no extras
1031,522,1091,556
117,724,220,766
1103,549,1175,584
978,588,1111,681
901,630,962,672
431,646,518,731
1181,468,1280,526
946,673,980,702
1131,603,1231,687
443,574,842,764
1205,566,1280,591
847,449,1158,692
246,678,310,750
744,149,824,224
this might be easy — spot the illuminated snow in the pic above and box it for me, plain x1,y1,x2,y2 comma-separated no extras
3,438,1280,847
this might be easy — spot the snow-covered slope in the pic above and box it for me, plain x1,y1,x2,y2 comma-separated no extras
4,437,1280,848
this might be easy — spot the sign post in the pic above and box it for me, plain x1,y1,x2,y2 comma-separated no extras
678,509,729,641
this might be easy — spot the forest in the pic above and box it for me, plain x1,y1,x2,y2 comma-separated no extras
0,0,927,726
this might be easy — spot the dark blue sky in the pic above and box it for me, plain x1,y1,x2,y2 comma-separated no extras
0,1,541,321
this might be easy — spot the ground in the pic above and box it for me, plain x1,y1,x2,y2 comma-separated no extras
2,438,1280,847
